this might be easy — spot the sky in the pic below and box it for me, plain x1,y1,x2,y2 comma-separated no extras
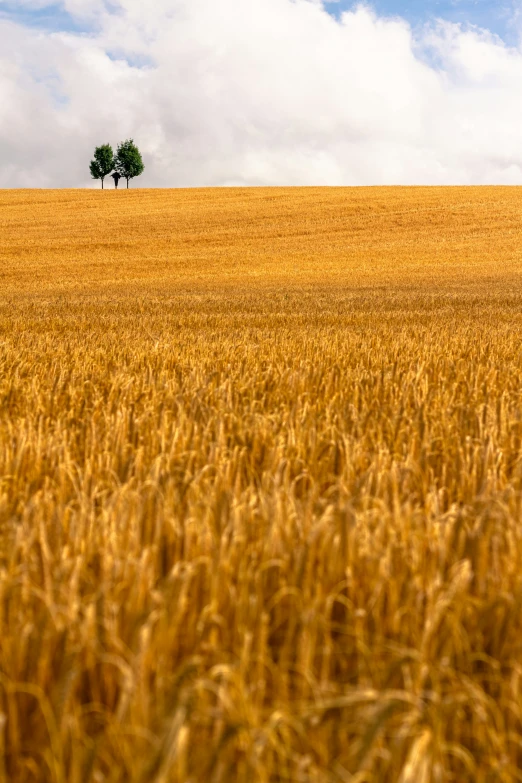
329,2,518,42
1,0,522,187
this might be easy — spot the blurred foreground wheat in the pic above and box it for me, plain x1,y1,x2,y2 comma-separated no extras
2,187,522,782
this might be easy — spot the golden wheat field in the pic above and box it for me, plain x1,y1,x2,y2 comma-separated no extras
3,186,522,783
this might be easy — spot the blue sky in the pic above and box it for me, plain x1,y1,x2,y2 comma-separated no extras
3,0,522,188
0,3,85,33
327,1,517,42
0,1,517,42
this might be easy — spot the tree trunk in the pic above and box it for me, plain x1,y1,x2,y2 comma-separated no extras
127,178,129,189
102,178,104,189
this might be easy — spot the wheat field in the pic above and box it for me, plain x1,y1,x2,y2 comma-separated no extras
2,186,522,782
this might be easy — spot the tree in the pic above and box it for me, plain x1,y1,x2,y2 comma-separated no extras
89,144,114,189
114,139,144,189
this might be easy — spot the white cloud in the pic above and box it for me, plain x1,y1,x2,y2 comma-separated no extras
1,0,522,187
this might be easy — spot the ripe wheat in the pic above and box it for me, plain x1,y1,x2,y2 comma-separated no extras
1,187,522,782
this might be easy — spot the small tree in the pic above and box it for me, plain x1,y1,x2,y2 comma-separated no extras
89,144,114,189
114,139,144,189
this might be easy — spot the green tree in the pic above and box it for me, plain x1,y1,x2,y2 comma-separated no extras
89,144,114,189
114,139,145,189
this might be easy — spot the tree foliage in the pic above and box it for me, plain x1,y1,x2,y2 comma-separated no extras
114,139,145,188
89,144,114,189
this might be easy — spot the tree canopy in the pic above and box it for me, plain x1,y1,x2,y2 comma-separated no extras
114,139,145,188
89,144,114,189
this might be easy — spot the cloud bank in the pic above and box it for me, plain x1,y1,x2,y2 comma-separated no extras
1,0,522,187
